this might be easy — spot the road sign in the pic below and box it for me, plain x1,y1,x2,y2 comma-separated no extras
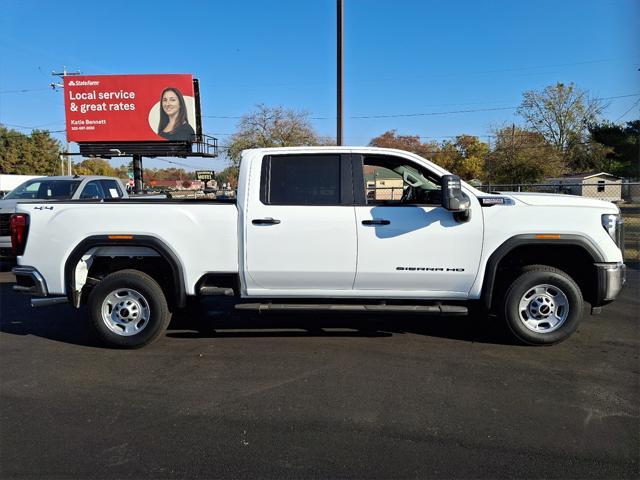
196,170,214,181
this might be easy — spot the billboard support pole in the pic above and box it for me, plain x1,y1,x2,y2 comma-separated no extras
133,154,143,193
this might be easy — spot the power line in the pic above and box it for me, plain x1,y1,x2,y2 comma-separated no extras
202,93,640,122
614,98,640,122
0,88,51,95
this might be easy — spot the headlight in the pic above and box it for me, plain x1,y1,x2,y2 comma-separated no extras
601,214,624,251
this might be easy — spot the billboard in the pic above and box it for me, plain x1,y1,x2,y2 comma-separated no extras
64,74,199,143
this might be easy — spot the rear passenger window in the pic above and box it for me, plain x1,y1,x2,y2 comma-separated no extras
80,181,105,199
100,179,124,198
264,155,341,205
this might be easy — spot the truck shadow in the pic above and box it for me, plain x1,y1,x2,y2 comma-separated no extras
1,283,515,347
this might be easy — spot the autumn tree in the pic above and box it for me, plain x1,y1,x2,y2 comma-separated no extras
370,131,487,180
0,125,61,175
486,126,563,184
216,166,239,189
517,82,605,169
369,130,440,159
144,167,193,181
113,164,129,179
73,158,116,176
433,135,488,180
226,105,322,166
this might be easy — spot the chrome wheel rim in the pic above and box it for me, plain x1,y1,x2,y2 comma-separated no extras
518,284,569,334
101,288,151,336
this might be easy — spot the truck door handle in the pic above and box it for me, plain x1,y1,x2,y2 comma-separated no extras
252,218,281,225
362,219,390,226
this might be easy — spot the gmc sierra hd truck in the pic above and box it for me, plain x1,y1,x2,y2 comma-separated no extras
11,147,626,348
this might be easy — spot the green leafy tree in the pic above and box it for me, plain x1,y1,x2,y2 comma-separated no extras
516,82,605,170
486,126,564,184
226,105,322,166
0,125,61,175
589,120,639,177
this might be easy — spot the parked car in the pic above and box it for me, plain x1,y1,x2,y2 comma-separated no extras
0,175,127,258
11,147,625,348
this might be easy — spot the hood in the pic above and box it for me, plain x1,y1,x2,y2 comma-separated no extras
504,192,619,211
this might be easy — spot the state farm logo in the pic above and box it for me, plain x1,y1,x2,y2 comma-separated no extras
68,80,100,86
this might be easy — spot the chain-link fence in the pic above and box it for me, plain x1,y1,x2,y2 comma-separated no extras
478,182,640,261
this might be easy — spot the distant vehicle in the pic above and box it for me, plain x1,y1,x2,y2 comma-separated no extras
0,174,41,199
0,175,127,258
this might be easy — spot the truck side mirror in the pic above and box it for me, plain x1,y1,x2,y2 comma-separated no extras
441,175,471,222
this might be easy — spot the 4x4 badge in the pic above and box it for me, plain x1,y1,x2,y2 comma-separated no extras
34,206,54,210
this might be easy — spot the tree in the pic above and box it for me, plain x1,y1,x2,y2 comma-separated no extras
369,130,440,159
486,126,563,184
73,158,116,176
0,125,61,175
589,120,639,178
433,135,488,180
369,130,488,180
516,82,605,169
113,164,129,179
226,105,322,166
216,166,239,189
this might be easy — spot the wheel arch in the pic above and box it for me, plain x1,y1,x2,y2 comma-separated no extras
64,235,187,309
482,234,604,310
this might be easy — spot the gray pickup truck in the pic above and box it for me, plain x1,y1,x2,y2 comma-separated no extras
0,175,127,257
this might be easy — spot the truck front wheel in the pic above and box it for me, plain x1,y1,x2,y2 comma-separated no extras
88,269,171,348
503,265,583,345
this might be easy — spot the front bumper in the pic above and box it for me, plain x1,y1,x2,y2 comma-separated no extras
595,262,626,305
12,266,48,297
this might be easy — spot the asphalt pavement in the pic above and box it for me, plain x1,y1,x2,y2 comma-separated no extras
0,268,638,479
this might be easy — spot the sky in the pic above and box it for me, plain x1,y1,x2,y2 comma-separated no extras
1,0,639,172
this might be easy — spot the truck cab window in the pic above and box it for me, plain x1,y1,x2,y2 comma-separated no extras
80,181,105,199
99,179,124,198
363,155,441,205
264,154,341,205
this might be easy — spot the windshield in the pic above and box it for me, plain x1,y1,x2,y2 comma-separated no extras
4,179,82,200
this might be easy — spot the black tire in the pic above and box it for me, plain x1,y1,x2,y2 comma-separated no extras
88,269,171,348
503,265,583,345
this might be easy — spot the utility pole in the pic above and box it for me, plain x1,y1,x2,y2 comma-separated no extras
51,67,81,176
337,0,344,146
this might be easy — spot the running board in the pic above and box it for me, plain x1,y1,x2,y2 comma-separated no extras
234,303,468,315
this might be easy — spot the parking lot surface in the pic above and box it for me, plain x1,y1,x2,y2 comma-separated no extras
1,268,638,479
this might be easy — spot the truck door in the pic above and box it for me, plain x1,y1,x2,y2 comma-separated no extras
244,153,357,293
353,154,483,296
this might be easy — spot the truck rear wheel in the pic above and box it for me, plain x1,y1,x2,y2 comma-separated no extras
88,269,171,348
503,265,583,345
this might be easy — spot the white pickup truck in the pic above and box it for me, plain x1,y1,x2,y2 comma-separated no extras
11,147,626,348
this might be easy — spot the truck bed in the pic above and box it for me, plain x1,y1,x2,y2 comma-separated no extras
16,200,239,295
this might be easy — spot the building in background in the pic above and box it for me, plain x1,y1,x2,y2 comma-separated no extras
547,172,622,203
